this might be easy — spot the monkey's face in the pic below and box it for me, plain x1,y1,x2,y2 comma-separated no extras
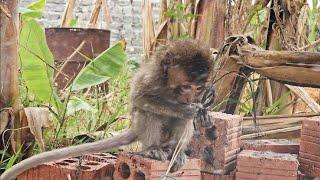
168,66,208,104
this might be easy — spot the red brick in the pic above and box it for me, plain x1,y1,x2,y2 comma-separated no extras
237,165,297,176
302,117,320,131
201,172,235,180
299,157,320,168
301,134,320,144
38,164,52,180
235,172,297,180
17,156,116,180
301,128,320,138
237,150,299,171
241,139,299,154
83,153,117,178
299,162,320,177
298,171,305,180
83,153,117,163
300,141,320,156
211,112,242,128
299,152,320,162
202,160,237,175
189,112,242,174
113,154,201,180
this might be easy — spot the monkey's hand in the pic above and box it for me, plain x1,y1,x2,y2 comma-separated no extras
134,95,198,119
201,87,215,108
196,106,212,127
196,87,214,127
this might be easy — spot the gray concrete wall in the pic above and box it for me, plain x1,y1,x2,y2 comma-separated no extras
20,0,160,60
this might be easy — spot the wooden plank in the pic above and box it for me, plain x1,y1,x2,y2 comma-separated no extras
286,85,320,113
242,116,320,139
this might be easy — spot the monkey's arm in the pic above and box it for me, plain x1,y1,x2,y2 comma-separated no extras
0,130,136,180
134,95,198,119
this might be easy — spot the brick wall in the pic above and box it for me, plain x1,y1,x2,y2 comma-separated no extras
19,0,160,60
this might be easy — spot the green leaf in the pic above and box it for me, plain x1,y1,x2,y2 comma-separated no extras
69,19,78,27
19,19,61,110
5,147,22,170
27,0,46,10
70,42,127,91
20,8,43,19
20,0,46,19
66,97,97,116
264,91,291,115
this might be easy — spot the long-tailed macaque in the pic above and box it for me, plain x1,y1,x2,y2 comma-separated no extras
1,40,213,180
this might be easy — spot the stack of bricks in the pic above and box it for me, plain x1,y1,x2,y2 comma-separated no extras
241,139,299,154
113,154,201,179
299,117,320,177
188,112,242,176
18,153,116,180
236,150,299,180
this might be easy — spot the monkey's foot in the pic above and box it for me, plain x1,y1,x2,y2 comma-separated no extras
137,148,168,161
169,152,187,172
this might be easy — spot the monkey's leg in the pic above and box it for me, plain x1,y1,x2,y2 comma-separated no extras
167,120,194,172
137,147,169,161
134,114,168,160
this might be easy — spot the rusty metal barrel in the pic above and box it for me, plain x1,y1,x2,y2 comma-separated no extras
45,28,110,91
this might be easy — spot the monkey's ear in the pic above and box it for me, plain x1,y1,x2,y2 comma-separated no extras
161,52,175,78
163,52,175,65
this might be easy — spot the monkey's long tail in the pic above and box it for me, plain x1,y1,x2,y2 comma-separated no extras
1,130,137,180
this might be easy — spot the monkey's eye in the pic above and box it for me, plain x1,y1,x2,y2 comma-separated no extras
181,85,191,90
196,86,204,91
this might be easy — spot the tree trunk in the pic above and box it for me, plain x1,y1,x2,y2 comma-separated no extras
0,0,20,151
196,0,226,49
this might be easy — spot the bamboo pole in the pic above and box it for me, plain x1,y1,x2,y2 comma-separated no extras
61,0,77,27
142,0,155,59
88,0,102,28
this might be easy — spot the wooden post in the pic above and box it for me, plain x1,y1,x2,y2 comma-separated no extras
0,0,20,150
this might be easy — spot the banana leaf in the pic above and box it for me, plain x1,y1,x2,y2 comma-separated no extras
69,41,127,91
20,15,62,111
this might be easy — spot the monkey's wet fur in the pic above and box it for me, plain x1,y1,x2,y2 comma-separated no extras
1,40,213,180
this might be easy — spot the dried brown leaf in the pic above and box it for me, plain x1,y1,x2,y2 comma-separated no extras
24,107,53,151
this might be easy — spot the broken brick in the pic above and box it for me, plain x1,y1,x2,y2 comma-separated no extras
113,153,201,180
300,141,320,156
241,139,299,154
18,156,116,180
189,112,242,174
237,150,299,171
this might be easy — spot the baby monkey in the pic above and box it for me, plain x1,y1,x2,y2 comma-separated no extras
1,40,213,180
